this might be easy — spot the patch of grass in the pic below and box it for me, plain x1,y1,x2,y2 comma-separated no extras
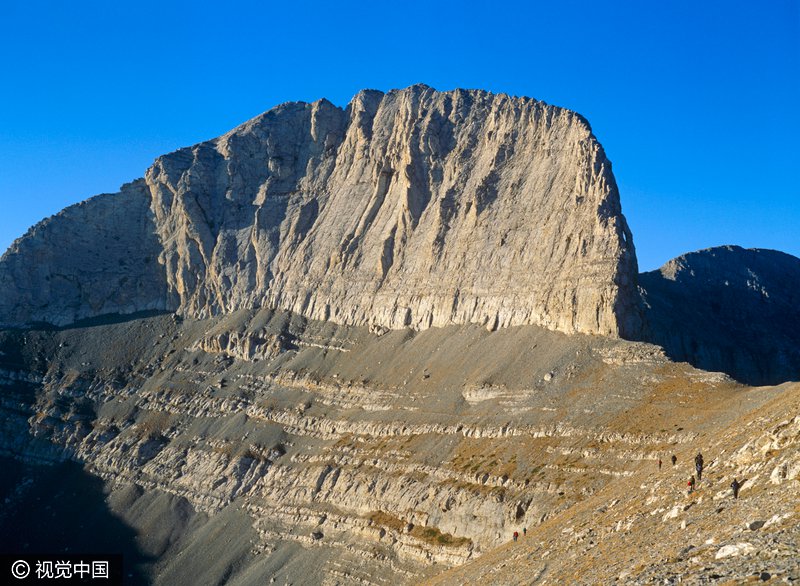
137,410,169,438
367,510,406,533
367,512,471,547
411,525,471,548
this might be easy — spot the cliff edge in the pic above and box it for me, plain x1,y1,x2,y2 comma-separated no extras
0,85,640,336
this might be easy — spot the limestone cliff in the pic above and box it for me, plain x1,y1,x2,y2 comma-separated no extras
0,85,640,337
0,180,172,327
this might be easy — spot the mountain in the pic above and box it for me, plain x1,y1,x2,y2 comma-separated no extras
639,246,800,385
0,85,639,337
1,87,798,584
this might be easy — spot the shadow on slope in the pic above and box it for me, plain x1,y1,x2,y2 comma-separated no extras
637,245,800,386
0,458,153,585
25,309,173,331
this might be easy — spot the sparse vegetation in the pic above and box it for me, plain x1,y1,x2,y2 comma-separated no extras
137,410,169,438
367,511,471,548
411,525,471,548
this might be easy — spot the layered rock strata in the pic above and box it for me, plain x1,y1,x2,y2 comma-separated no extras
0,310,722,584
3,310,797,584
0,85,640,337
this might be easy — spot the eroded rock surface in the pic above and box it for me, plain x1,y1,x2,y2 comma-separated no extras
0,180,172,327
0,85,640,337
0,310,683,583
2,310,797,585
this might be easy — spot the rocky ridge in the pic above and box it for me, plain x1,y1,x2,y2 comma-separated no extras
0,181,170,327
0,85,639,337
1,86,798,585
639,246,800,386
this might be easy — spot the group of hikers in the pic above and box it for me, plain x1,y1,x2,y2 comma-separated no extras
687,452,704,492
510,450,743,542
663,451,741,499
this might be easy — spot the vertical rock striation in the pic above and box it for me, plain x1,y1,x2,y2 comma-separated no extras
0,85,640,337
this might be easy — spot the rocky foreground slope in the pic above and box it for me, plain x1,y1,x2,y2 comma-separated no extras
429,380,800,585
0,85,639,337
0,311,797,584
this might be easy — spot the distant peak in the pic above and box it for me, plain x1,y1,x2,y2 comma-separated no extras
403,83,435,93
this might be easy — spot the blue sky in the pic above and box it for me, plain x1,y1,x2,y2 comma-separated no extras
0,0,797,271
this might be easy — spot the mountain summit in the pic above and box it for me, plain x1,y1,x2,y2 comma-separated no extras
0,86,640,337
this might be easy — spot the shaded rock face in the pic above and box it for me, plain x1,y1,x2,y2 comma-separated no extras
0,180,173,327
639,246,800,385
0,85,640,337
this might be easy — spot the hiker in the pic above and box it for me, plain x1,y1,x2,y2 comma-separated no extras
523,527,527,537
671,454,677,466
687,475,695,494
658,457,662,470
513,531,519,542
731,478,741,499
695,453,704,481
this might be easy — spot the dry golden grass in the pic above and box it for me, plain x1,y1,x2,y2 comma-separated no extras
368,510,406,533
367,510,472,548
411,525,471,548
137,410,170,437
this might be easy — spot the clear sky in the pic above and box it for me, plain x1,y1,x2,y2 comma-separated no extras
1,0,797,271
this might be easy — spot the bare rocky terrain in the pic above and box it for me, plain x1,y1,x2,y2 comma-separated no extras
0,86,797,584
639,246,800,386
428,378,800,584
2,310,796,584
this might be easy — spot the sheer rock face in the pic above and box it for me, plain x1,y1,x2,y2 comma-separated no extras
0,180,173,327
639,246,800,385
0,85,640,336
